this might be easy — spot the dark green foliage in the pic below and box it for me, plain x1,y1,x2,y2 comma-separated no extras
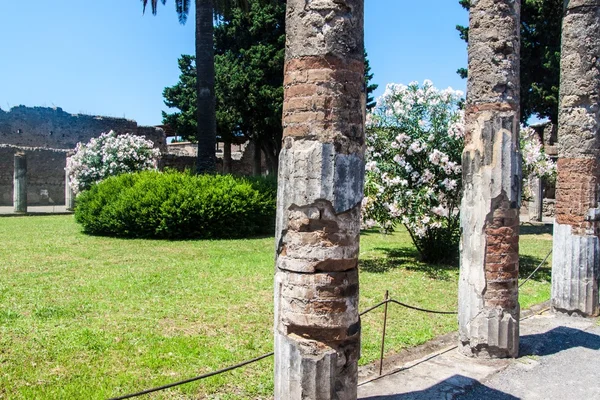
163,0,377,171
364,49,378,111
163,0,286,172
456,0,562,123
162,55,198,142
74,171,276,239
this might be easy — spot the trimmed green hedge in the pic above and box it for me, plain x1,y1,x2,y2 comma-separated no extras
74,171,276,239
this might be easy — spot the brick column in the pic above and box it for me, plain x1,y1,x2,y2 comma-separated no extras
274,0,365,398
13,152,27,213
458,0,521,358
552,0,600,317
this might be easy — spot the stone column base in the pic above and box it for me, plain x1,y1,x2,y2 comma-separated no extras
552,221,600,317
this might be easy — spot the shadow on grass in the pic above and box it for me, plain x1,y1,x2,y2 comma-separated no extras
360,247,457,281
519,254,551,283
520,223,553,236
359,228,384,236
361,247,551,284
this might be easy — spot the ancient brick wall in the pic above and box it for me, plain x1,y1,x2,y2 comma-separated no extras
0,145,68,206
163,141,267,176
0,106,138,149
0,106,166,206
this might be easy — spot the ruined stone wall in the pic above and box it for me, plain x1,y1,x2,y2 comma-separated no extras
136,126,167,154
163,141,267,176
0,106,166,206
0,145,68,206
0,106,138,149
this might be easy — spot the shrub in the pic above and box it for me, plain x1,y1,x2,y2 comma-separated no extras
362,80,465,263
74,171,276,239
67,131,160,194
520,126,557,181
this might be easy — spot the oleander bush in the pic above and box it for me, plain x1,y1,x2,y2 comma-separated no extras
74,170,276,239
363,80,465,263
67,131,160,194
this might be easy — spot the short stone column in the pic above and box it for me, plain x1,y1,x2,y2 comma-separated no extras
65,168,75,211
13,152,27,213
528,176,543,222
274,0,365,398
552,0,600,317
458,0,521,358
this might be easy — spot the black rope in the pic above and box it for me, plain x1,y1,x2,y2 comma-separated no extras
108,352,274,400
519,249,552,288
387,299,457,315
109,295,456,399
360,300,388,316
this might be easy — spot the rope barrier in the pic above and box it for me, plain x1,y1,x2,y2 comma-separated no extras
519,248,552,288
109,254,552,400
387,299,458,315
108,352,274,400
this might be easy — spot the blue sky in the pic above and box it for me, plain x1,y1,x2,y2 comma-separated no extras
0,1,468,126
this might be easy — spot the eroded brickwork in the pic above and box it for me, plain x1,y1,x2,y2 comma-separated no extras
555,158,600,235
552,1,600,316
484,201,519,310
458,0,521,358
282,57,364,145
274,0,365,398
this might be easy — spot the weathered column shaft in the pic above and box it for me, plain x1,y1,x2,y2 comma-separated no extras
13,152,27,213
274,0,365,398
528,176,543,222
552,0,600,317
459,0,521,358
65,168,75,211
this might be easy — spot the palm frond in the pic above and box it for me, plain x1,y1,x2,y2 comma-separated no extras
175,0,191,24
141,0,166,16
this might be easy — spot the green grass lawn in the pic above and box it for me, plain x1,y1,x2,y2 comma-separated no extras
0,216,552,399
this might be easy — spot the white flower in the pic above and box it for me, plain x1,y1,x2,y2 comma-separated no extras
365,161,379,172
67,130,160,193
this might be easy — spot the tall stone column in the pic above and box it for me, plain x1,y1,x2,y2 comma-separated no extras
274,0,365,398
459,0,521,358
528,176,543,222
65,168,75,211
552,0,600,317
13,152,27,213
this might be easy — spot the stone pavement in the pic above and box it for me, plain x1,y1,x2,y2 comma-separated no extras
358,308,600,400
0,205,72,216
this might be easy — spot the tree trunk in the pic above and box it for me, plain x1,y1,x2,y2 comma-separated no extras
458,0,521,358
223,140,232,174
274,0,365,398
260,138,280,176
252,140,261,176
195,0,216,174
551,1,600,317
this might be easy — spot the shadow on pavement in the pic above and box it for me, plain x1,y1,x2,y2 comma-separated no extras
519,326,600,357
361,374,518,400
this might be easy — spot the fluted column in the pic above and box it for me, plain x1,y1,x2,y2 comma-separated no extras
13,152,27,213
459,0,522,358
273,0,365,398
552,0,600,317
65,167,75,211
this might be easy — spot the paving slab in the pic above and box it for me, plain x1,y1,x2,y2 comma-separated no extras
359,311,599,400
